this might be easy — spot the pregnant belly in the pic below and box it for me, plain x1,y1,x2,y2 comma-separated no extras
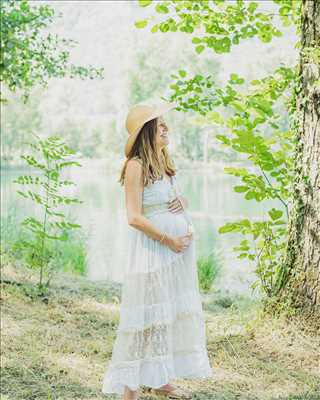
148,210,190,237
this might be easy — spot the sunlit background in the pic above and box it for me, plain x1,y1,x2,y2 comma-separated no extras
1,0,298,296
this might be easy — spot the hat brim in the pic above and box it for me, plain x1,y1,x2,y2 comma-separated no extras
124,101,177,157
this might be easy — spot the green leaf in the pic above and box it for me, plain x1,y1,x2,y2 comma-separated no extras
216,37,231,53
219,223,236,234
273,220,286,225
192,37,202,44
273,29,283,37
56,161,82,170
160,22,170,32
279,6,291,16
151,24,158,33
155,3,169,13
251,79,260,85
195,45,205,54
258,30,272,43
216,135,230,145
245,191,256,200
240,219,251,228
134,19,148,29
138,0,152,6
224,167,248,177
248,2,258,14
238,253,248,259
20,1,30,12
232,35,240,45
251,280,259,290
229,73,245,85
17,190,28,199
230,101,245,112
268,208,283,221
234,186,248,193
178,70,187,78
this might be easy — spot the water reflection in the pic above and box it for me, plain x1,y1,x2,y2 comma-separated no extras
1,165,282,296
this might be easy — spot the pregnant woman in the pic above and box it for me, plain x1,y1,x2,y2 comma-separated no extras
102,101,213,399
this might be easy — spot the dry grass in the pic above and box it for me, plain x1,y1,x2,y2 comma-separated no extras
1,261,319,400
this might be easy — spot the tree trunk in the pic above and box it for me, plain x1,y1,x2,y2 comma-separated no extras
280,0,320,317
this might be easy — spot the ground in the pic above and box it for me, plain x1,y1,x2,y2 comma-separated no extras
1,259,319,400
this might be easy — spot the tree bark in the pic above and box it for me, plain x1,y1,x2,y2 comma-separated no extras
280,0,320,317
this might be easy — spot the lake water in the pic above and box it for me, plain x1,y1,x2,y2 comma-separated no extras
1,163,282,296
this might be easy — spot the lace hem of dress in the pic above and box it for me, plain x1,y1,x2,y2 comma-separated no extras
102,349,213,395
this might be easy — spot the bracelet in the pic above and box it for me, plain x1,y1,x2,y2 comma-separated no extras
159,232,166,244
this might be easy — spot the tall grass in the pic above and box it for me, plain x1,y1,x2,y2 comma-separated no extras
197,249,221,293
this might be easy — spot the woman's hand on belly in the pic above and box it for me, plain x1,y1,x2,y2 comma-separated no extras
168,196,184,214
164,232,193,253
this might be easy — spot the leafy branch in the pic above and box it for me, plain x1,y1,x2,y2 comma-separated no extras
163,66,296,296
13,135,83,290
0,0,104,102
136,0,300,54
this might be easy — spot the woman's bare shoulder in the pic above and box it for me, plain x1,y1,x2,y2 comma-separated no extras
125,158,143,184
127,157,143,170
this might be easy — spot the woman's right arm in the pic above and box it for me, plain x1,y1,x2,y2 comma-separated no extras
124,159,192,252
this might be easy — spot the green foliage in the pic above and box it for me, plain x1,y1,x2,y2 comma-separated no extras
135,0,301,298
1,210,86,279
0,0,104,101
167,66,296,296
219,212,287,296
13,135,83,288
273,0,302,28
136,0,288,55
197,251,221,293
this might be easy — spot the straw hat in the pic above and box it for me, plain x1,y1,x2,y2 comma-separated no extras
124,101,177,157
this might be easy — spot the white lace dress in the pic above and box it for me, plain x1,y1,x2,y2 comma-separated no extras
102,172,213,395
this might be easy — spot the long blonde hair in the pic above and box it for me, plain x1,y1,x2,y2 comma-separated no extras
119,117,176,187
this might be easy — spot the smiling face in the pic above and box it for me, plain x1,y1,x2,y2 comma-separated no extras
155,116,169,150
